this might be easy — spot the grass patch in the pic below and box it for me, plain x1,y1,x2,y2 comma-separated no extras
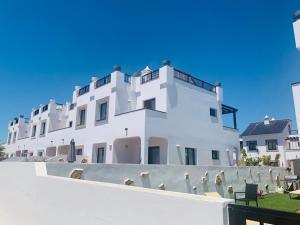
236,193,300,213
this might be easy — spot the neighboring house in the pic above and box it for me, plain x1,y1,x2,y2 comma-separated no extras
241,116,300,167
4,61,239,166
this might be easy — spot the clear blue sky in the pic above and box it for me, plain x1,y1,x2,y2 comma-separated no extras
0,0,300,142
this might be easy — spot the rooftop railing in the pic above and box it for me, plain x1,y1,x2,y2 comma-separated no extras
124,74,131,83
78,85,90,96
290,130,298,135
33,109,39,116
42,104,48,112
95,75,111,88
174,69,216,93
141,70,159,84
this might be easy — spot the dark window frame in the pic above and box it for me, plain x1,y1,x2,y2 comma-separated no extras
99,102,108,121
79,109,86,126
246,141,257,151
210,108,217,117
212,150,219,160
185,147,196,165
265,139,278,151
143,98,156,110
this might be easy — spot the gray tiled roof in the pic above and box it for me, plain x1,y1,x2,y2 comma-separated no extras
241,119,290,136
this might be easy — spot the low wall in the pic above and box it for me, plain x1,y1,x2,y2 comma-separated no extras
0,162,233,225
46,163,291,198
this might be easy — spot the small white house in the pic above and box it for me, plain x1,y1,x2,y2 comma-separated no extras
4,61,240,166
241,116,300,167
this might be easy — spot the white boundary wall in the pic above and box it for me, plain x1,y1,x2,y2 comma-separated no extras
0,162,233,225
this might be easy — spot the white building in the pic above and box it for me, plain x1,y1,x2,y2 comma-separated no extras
241,116,300,167
293,11,300,51
293,11,300,135
4,61,239,166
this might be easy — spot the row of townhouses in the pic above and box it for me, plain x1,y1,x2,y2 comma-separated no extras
4,61,240,166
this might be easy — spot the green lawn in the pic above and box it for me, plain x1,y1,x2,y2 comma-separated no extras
237,193,300,213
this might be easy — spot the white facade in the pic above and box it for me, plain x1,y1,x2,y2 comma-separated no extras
241,116,300,167
4,62,239,166
292,83,300,132
293,11,300,51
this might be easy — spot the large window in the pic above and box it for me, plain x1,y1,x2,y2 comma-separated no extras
246,141,257,151
266,139,278,151
144,98,156,110
212,150,219,160
210,108,217,117
185,148,196,165
79,109,86,126
31,125,37,137
40,121,46,136
100,102,108,121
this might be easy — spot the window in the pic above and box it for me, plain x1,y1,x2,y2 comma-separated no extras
40,121,46,136
12,132,17,143
266,139,278,151
76,149,83,155
78,109,86,126
144,98,156,110
100,102,108,121
210,108,217,117
246,141,257,151
185,148,196,165
212,150,219,160
31,125,37,137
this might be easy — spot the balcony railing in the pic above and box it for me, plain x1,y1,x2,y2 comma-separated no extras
124,74,131,83
33,109,39,116
174,69,216,93
141,70,159,84
42,104,48,112
290,130,299,135
78,85,90,96
95,75,111,88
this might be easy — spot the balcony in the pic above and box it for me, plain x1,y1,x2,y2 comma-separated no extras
124,74,131,83
141,70,159,84
95,75,111,88
174,69,216,93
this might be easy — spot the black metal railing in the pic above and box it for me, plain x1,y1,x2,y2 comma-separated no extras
141,70,159,84
95,75,111,88
124,74,131,83
228,204,300,225
33,109,39,116
78,85,90,96
174,69,216,93
290,130,299,135
42,104,48,112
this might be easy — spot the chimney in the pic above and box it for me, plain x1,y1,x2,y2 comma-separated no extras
264,115,270,125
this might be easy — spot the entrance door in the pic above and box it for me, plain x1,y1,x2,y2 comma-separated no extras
96,147,105,163
148,146,160,164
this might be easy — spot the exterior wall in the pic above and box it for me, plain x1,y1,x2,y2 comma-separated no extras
4,64,239,166
293,18,300,51
0,162,233,225
292,83,300,132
